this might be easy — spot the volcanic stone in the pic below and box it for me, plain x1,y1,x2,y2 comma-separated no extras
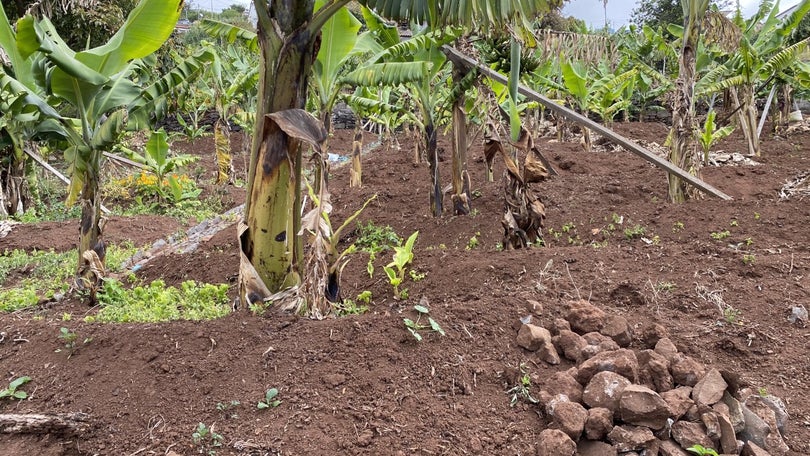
583,371,632,411
577,440,617,456
555,330,587,362
600,315,633,347
671,421,714,450
550,401,588,441
584,407,614,440
517,324,552,352
654,337,679,362
566,299,606,334
545,371,583,404
692,369,728,405
662,387,695,420
619,385,673,430
638,349,674,393
671,354,706,387
576,349,639,384
607,425,656,453
659,439,691,456
536,429,576,456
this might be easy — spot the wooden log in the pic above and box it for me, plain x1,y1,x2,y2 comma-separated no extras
0,413,90,436
442,46,732,201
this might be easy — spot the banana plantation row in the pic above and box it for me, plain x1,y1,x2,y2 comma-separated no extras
1,0,808,317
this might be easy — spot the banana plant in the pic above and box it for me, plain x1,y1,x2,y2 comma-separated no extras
17,0,183,291
698,110,734,164
668,0,710,203
240,0,554,311
0,4,68,217
344,26,461,217
696,0,810,156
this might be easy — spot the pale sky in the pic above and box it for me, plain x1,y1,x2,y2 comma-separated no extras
192,0,801,28
562,0,801,30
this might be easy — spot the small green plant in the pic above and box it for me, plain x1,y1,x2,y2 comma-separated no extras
723,306,742,325
466,232,481,250
698,109,734,165
730,219,738,227
687,444,719,456
506,364,538,407
656,281,677,292
742,254,756,265
754,212,761,220
334,298,368,316
383,231,419,300
561,222,576,233
624,224,646,239
672,221,685,232
57,327,91,358
354,221,401,278
758,387,768,397
744,237,754,246
216,400,241,419
710,230,731,240
356,290,372,304
192,422,223,455
257,388,282,409
0,376,31,400
403,304,445,341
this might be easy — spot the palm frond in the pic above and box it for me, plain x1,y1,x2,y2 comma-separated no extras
199,19,258,52
344,62,430,86
760,37,810,77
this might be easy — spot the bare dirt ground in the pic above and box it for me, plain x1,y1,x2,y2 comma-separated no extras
0,121,808,455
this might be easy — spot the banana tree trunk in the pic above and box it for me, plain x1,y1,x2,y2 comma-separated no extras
214,118,233,184
1,140,28,216
425,123,442,217
733,85,759,156
668,1,707,203
76,154,105,299
239,1,322,304
450,78,471,215
349,126,362,188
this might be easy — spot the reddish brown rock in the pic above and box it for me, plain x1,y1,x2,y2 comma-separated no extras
741,441,773,456
600,315,633,347
576,349,639,384
549,401,588,441
670,354,706,387
536,429,576,456
554,329,586,362
638,349,674,393
566,300,606,334
582,371,632,411
517,324,552,352
659,439,691,456
607,425,656,453
692,368,728,405
545,371,583,404
671,421,714,450
654,337,679,362
584,407,614,440
619,385,673,430
577,440,617,456
641,323,670,348
662,387,695,420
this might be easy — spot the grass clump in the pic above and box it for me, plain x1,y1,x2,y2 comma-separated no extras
97,278,230,322
0,244,138,312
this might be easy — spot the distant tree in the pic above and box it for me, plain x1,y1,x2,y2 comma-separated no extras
8,0,136,49
632,0,730,29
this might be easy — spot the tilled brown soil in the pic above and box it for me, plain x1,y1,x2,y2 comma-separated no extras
0,123,808,455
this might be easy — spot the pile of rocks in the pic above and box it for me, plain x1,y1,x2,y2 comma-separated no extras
515,300,789,456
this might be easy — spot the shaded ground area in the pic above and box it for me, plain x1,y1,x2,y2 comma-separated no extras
0,123,808,455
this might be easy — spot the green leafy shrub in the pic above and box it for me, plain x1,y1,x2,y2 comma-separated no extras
97,279,230,322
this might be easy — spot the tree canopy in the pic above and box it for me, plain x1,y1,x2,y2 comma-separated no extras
631,0,731,29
